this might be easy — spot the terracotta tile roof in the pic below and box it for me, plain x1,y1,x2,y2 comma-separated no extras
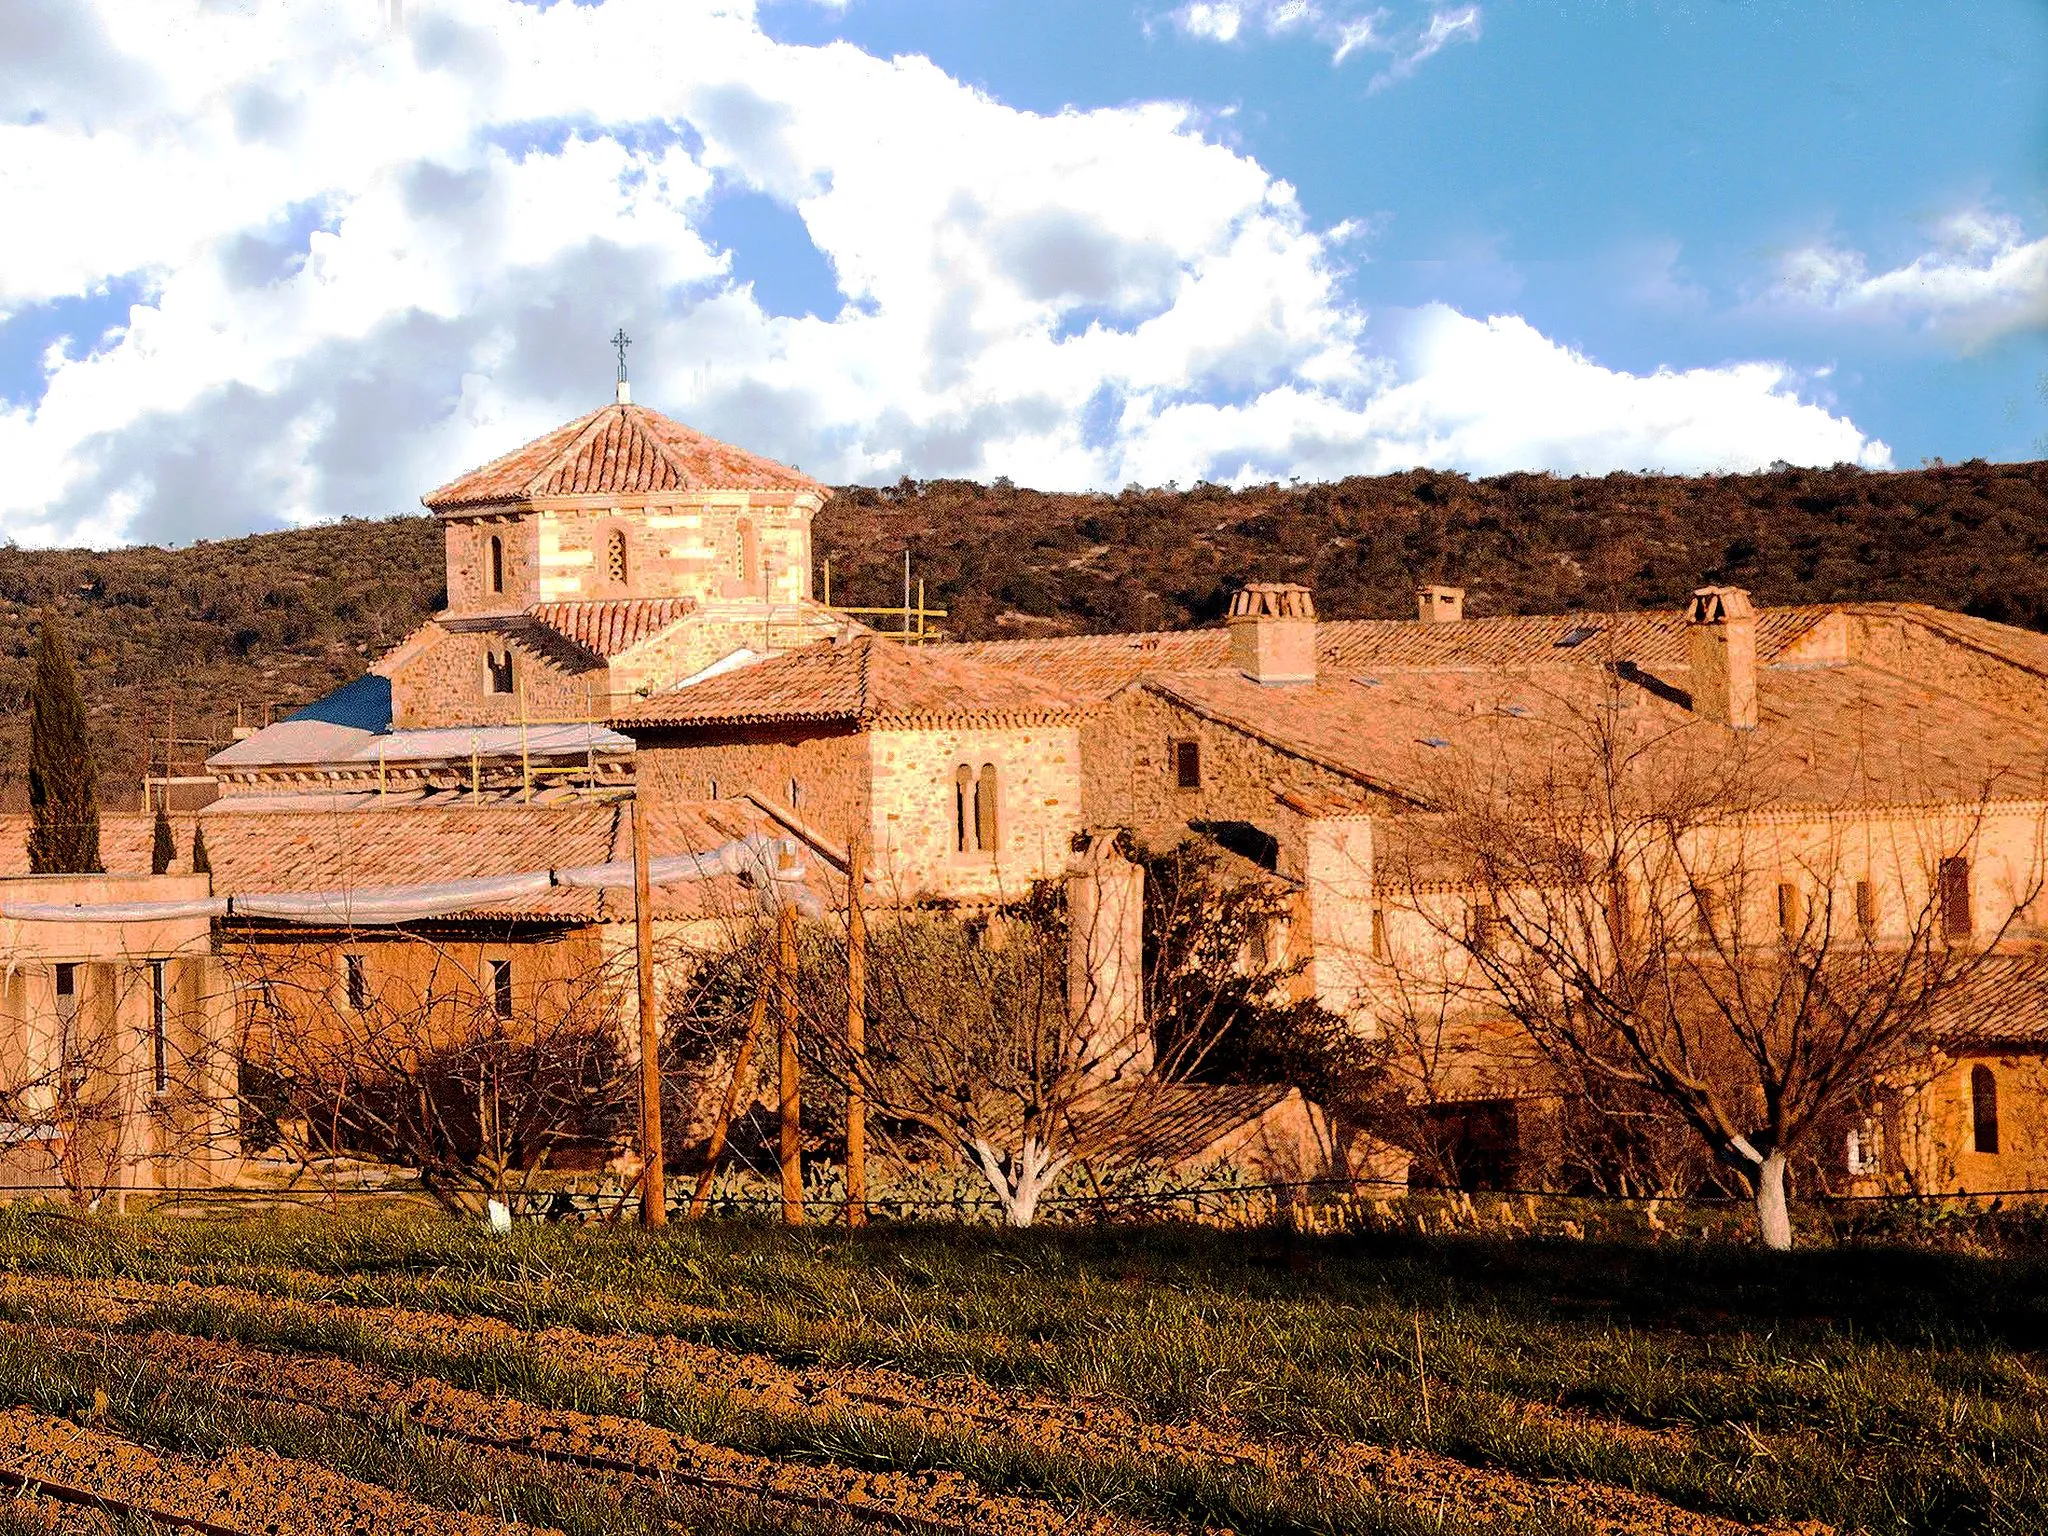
614,635,1084,731
527,599,696,659
0,814,204,878
1925,954,2048,1048
1151,660,2048,812
195,797,798,921
424,403,825,510
935,606,1840,701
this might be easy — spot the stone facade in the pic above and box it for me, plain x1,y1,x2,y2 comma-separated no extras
442,495,817,617
0,874,241,1198
867,722,1084,902
636,726,873,855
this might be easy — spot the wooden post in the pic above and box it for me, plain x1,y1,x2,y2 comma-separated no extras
777,900,804,1225
633,795,666,1228
844,842,868,1228
688,989,767,1218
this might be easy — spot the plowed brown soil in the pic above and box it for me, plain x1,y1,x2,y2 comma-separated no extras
0,1406,541,1536
9,1322,1150,1536
0,1272,1809,1536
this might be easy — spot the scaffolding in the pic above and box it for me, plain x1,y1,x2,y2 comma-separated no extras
820,556,949,643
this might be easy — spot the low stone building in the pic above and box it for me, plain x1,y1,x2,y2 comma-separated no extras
0,873,240,1202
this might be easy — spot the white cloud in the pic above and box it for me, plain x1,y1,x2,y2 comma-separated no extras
1172,2,1244,43
1771,210,2048,348
1172,1,1480,78
0,0,1887,547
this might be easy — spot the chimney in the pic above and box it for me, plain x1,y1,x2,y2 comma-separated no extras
1687,586,1757,729
1417,584,1464,624
1228,582,1316,684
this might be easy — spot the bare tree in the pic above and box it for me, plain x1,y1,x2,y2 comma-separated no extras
226,933,644,1216
734,832,1364,1226
1385,665,2046,1248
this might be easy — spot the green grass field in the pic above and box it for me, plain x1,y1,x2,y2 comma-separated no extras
0,1205,2042,1536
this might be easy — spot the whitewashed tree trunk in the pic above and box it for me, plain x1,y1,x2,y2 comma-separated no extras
969,1135,1071,1227
1729,1136,1794,1251
1754,1149,1793,1252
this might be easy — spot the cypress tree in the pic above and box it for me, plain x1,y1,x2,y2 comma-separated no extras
27,612,102,874
151,805,175,874
191,823,211,876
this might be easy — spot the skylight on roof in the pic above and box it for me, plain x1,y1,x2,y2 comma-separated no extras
1418,736,1450,748
1556,625,1602,648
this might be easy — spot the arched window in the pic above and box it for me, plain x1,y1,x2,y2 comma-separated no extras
488,534,504,595
954,764,974,853
1971,1064,2000,1154
486,647,514,695
606,527,628,587
975,764,999,854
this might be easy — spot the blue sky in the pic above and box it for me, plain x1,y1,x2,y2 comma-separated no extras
0,0,2042,547
760,0,2048,467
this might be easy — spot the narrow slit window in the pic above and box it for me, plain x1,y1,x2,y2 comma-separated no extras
1468,902,1499,954
975,764,1000,854
954,765,974,853
344,954,368,1012
1940,857,1974,939
489,958,513,1020
607,527,629,587
1971,1064,1999,1154
54,962,78,1025
488,534,504,595
1173,739,1202,790
1855,879,1878,935
150,961,168,1094
1371,908,1388,961
1693,886,1719,942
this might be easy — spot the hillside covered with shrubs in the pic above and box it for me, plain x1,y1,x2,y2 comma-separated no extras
2,459,2044,800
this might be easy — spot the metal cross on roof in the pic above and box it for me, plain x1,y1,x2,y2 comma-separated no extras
610,328,632,383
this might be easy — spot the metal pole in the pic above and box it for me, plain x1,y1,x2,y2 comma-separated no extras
902,549,911,637
844,839,867,1228
633,795,667,1227
778,900,804,1225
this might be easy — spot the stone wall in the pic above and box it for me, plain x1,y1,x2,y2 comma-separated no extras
386,627,603,729
1079,690,1384,881
444,516,536,615
531,495,817,607
868,722,1083,902
635,726,872,856
1896,1051,2048,1196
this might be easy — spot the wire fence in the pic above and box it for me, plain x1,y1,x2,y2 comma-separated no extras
18,1168,2048,1230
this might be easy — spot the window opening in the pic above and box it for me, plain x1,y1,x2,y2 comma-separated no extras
489,958,513,1020
1173,739,1201,790
150,961,168,1094
1468,902,1499,954
1371,908,1388,961
1777,882,1800,940
954,765,975,854
54,962,78,1026
606,527,628,587
489,534,504,595
1940,857,1973,939
975,765,999,854
1971,1063,2000,1154
1855,879,1878,935
1555,624,1602,649
486,648,515,695
345,954,367,1012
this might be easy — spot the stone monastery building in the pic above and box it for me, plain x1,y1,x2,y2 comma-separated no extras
71,389,2048,1197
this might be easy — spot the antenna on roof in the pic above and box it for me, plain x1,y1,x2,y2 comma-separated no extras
611,327,632,405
